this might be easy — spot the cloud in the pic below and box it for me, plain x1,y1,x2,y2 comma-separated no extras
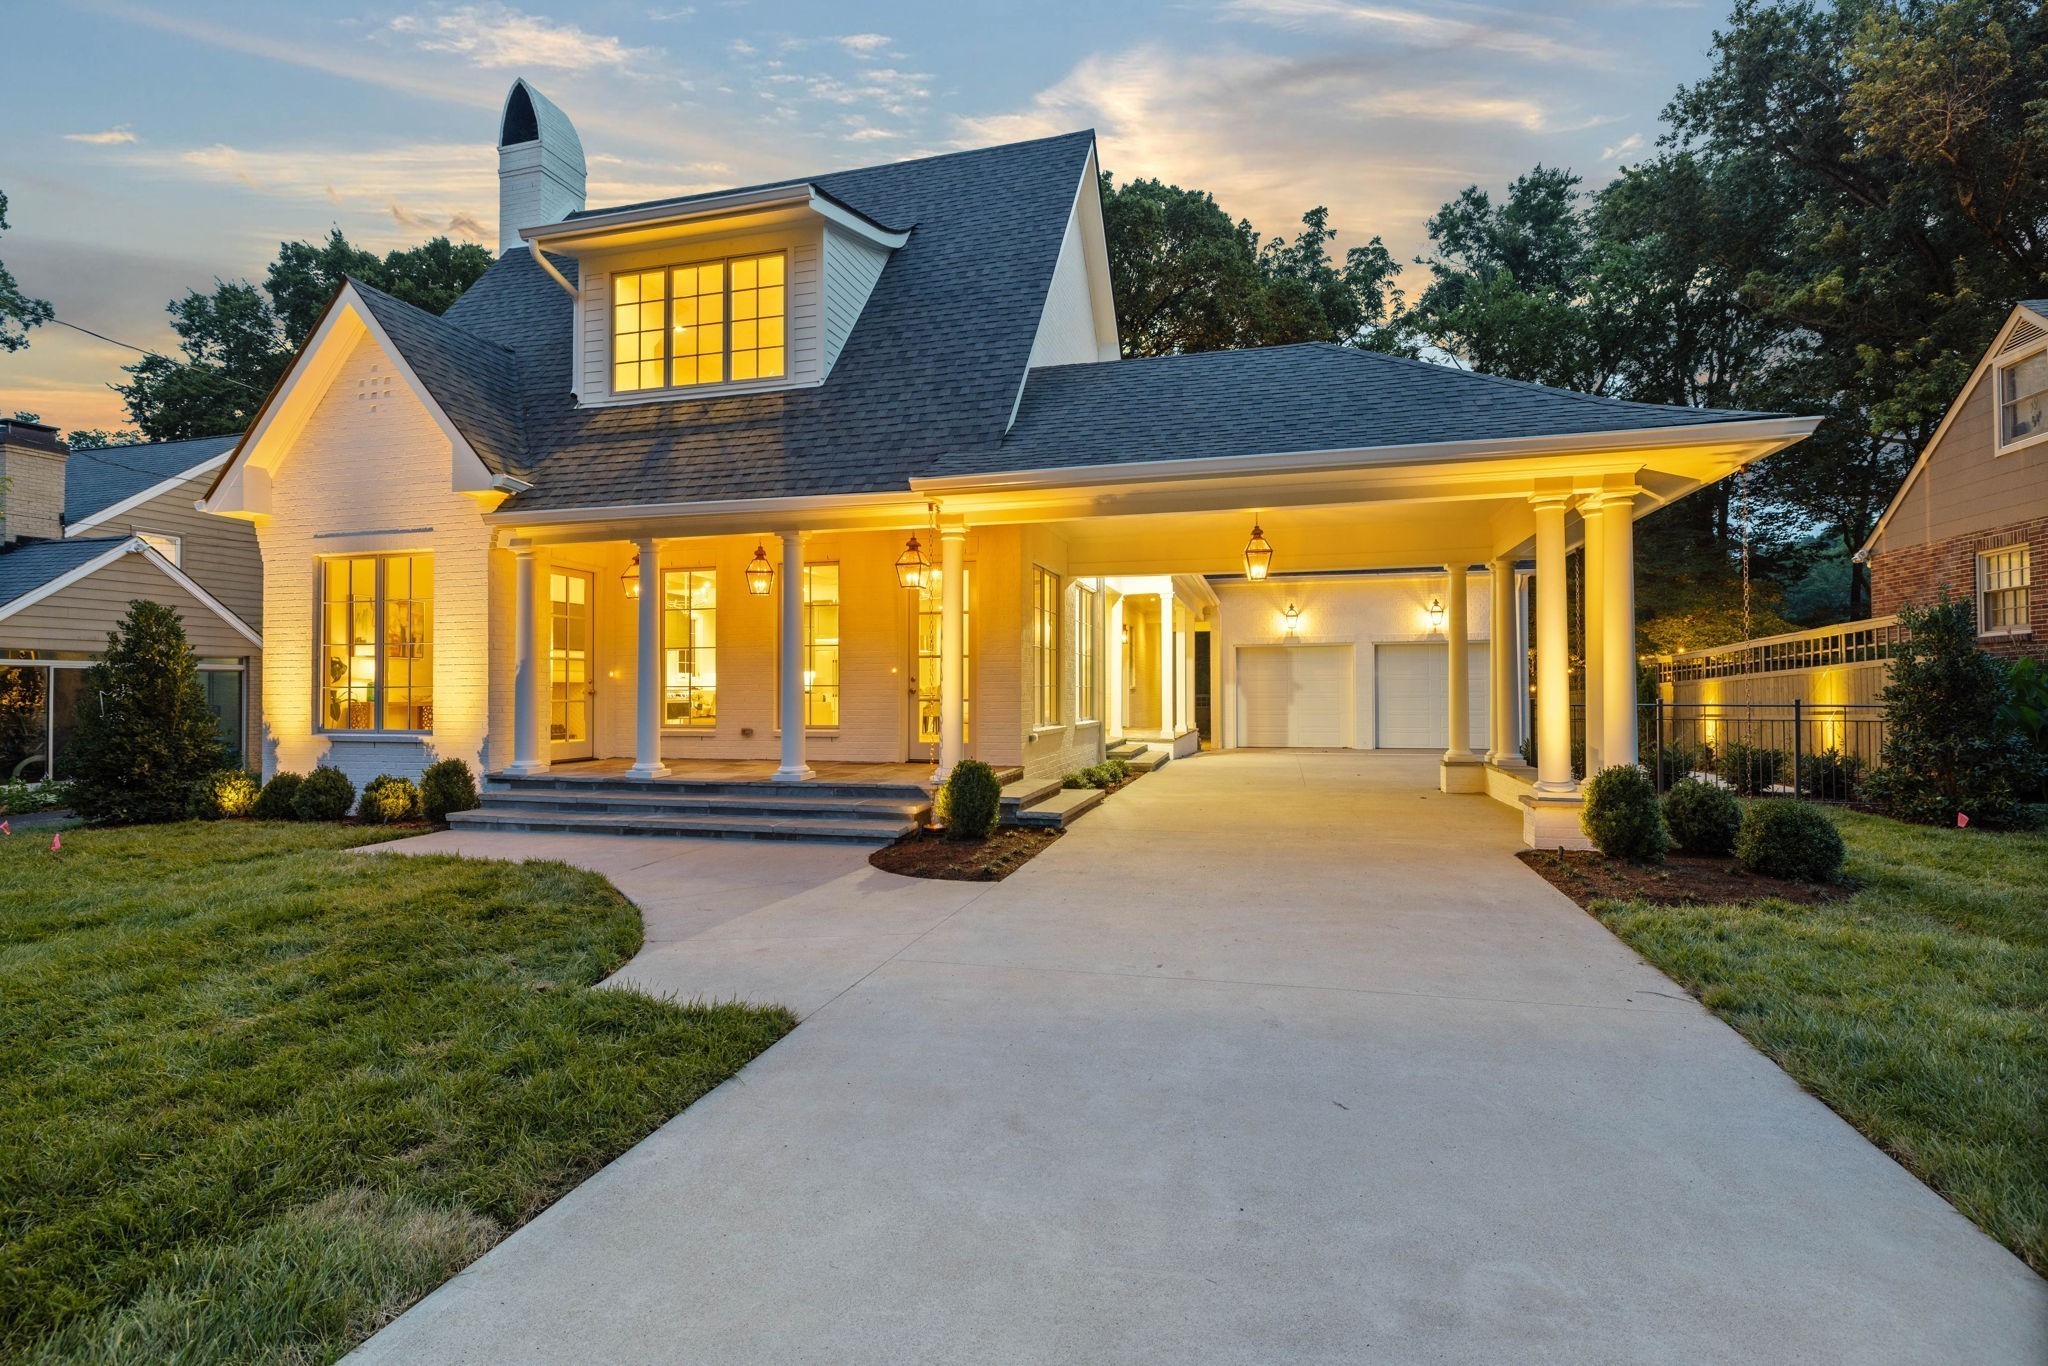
1220,0,1607,67
1601,132,1645,160
390,4,654,72
835,33,893,57
65,125,138,146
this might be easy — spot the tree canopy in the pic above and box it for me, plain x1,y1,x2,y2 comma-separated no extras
117,230,492,442
0,189,54,354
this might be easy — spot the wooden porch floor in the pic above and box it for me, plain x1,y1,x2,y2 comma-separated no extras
517,757,940,787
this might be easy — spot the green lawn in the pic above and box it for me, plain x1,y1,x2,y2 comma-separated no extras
0,821,795,1363
1593,809,2047,1274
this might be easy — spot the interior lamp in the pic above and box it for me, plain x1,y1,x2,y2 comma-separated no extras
895,533,929,591
1243,521,1273,581
745,544,774,596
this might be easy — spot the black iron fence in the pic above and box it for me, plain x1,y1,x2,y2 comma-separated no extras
1643,700,1885,803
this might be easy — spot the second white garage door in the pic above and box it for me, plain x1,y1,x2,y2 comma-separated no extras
1237,645,1352,747
1375,642,1491,750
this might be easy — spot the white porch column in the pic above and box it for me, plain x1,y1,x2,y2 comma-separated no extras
1515,568,1533,750
505,545,549,775
1440,562,1483,792
1158,598,1175,739
773,529,814,783
935,525,967,780
1583,505,1607,776
1595,489,1641,770
1531,495,1576,796
1486,557,1518,766
626,537,669,780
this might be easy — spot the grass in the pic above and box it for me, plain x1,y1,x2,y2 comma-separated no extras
1591,808,2047,1274
0,821,796,1363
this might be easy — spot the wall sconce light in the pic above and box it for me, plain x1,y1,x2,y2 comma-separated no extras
1426,596,1445,633
1243,520,1273,581
745,543,774,596
622,552,641,599
895,533,929,591
1282,602,1301,637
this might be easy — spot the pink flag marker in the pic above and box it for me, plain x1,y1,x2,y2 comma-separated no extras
51,832,62,852
1957,812,1970,828
0,820,10,836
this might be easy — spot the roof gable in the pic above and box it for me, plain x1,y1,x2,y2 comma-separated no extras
65,434,238,529
0,534,262,646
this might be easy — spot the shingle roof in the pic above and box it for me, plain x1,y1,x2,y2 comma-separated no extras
350,280,529,481
441,130,1097,510
0,536,131,607
65,435,238,525
941,344,1784,477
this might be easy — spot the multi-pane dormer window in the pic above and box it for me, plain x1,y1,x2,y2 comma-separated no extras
612,252,787,393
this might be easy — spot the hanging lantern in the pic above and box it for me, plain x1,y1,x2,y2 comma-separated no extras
1243,520,1273,581
745,543,774,596
1282,602,1301,637
621,552,641,599
895,533,929,591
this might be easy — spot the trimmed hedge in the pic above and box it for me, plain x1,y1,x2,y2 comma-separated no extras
292,766,356,822
359,774,421,824
1580,765,1669,863
1735,799,1846,882
1662,777,1741,856
188,770,260,820
419,757,480,823
941,759,1003,842
252,772,305,821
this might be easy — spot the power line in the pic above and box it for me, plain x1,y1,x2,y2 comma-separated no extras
47,316,276,402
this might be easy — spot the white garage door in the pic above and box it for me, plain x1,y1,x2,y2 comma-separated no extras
1375,642,1491,750
1237,645,1351,747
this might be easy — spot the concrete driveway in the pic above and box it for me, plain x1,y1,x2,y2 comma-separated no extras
353,751,2047,1365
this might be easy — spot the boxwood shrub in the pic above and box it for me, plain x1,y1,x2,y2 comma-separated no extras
252,771,305,821
359,773,421,824
1580,764,1670,863
942,759,1003,842
292,766,356,822
188,769,260,820
1662,777,1741,856
419,757,480,823
1735,799,1846,882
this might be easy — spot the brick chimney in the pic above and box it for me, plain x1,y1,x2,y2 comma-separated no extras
0,418,68,544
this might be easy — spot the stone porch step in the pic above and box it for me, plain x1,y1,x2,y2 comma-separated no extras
488,772,933,801
446,808,913,845
477,789,929,822
998,778,1063,813
1105,740,1148,760
1124,750,1170,772
1008,786,1105,828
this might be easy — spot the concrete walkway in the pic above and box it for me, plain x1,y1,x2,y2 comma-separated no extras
353,751,2047,1365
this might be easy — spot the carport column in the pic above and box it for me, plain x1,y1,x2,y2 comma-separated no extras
626,537,669,780
1583,506,1607,777
1594,488,1641,770
1486,557,1518,766
935,524,968,780
773,530,815,783
1440,563,1483,793
1530,493,1577,796
506,546,549,775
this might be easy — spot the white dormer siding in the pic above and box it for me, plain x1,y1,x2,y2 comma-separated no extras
1028,147,1120,369
821,224,892,375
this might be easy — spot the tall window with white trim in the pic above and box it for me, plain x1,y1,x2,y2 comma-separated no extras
1978,545,2030,635
319,553,432,731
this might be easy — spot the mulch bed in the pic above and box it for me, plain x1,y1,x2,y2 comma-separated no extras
870,826,1062,881
1518,849,1850,909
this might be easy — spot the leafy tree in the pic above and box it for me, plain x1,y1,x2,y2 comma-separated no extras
63,429,139,450
116,229,494,441
66,600,231,824
0,189,53,353
1099,174,1406,357
1863,595,2041,827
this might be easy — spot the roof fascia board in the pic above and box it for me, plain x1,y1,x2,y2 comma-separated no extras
525,185,908,251
202,286,362,510
916,415,1822,495
0,536,264,647
1858,300,2047,558
66,452,231,535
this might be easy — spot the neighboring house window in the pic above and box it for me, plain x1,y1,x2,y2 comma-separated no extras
319,553,433,731
612,252,787,394
1997,347,2048,451
1978,545,2031,635
1075,584,1097,721
138,531,181,566
1033,566,1062,727
662,567,717,727
916,569,970,747
803,563,840,728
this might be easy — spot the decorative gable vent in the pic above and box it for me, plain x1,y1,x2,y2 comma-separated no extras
2000,317,2044,353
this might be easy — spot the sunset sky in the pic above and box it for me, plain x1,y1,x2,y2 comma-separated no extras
4,0,1736,435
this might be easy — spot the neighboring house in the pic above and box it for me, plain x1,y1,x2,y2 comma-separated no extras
1859,299,2048,658
199,80,1816,847
0,420,262,781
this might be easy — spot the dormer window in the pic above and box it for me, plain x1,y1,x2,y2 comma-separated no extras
1997,344,2047,452
612,251,787,393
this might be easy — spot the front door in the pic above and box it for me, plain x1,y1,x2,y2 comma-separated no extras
909,569,969,760
549,568,594,761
